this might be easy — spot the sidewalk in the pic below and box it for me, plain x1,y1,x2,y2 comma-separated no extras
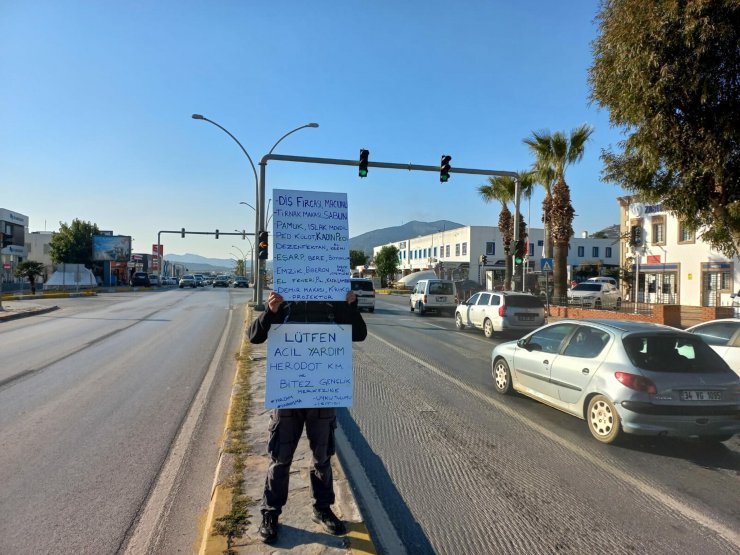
201,308,375,555
0,300,59,322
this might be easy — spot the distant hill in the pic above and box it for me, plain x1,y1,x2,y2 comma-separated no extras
164,253,235,273
349,220,464,255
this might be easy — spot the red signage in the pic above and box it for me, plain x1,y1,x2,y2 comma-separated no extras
152,244,163,257
647,255,661,264
3,263,11,270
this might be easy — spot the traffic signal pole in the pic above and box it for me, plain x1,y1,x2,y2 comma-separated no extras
255,152,517,310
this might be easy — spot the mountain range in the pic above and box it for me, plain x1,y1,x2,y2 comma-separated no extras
165,219,617,270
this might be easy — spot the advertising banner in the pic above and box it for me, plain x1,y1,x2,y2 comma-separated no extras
92,235,132,262
272,189,350,301
265,323,353,408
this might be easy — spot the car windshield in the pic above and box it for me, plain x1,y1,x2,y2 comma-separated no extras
351,280,374,292
573,283,601,291
429,282,453,295
506,295,544,308
622,333,730,373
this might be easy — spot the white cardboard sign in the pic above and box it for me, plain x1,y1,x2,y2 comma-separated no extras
265,323,353,408
272,189,350,301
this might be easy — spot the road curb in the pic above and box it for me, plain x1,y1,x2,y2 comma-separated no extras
0,305,59,322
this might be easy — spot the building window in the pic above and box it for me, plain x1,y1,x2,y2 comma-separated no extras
605,247,612,258
485,242,495,255
592,246,599,257
678,223,695,243
462,242,467,256
577,246,584,257
651,217,665,245
455,243,460,256
537,240,544,247
446,245,450,257
528,243,534,256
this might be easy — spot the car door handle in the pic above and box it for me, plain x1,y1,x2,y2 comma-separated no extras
582,368,590,374
543,360,549,365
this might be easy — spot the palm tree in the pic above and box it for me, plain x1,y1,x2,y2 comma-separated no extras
523,124,594,300
478,173,533,289
15,260,46,295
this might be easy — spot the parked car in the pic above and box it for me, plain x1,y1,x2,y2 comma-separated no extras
232,277,249,288
179,275,196,288
567,282,622,309
490,319,740,444
685,318,740,377
193,274,205,287
130,272,150,287
586,276,618,287
148,274,160,286
350,278,375,312
409,279,456,316
213,275,230,288
455,291,546,338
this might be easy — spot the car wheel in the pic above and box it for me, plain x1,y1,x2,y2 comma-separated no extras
615,298,622,310
455,313,465,330
368,308,374,313
587,395,622,444
483,318,494,338
179,285,183,288
595,299,602,309
492,358,512,395
410,300,414,312
417,302,426,316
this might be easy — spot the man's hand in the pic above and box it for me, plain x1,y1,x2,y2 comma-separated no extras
267,291,285,313
346,291,357,305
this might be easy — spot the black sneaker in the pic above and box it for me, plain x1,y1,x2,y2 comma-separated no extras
312,507,347,535
259,512,278,544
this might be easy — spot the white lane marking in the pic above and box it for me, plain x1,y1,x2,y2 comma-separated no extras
369,330,740,549
123,308,236,554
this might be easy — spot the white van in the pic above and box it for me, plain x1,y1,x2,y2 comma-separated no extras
350,278,375,312
409,279,457,316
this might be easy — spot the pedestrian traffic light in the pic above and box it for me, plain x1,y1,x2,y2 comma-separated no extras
440,155,452,183
0,233,10,248
359,149,369,178
634,225,642,246
480,255,487,265
258,231,269,260
181,228,186,238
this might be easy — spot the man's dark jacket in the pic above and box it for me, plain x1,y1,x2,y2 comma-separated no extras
249,300,367,344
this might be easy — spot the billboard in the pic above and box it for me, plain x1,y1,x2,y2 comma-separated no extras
92,235,132,262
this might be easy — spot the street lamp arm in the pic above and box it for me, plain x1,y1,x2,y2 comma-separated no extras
192,114,259,186
267,123,319,156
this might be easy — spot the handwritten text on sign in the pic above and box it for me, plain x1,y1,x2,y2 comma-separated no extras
272,189,350,301
265,323,353,408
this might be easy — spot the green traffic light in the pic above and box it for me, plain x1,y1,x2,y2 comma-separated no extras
515,257,523,264
359,168,368,178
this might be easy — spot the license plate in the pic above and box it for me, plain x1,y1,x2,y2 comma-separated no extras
680,390,722,401
518,314,535,321
436,296,447,302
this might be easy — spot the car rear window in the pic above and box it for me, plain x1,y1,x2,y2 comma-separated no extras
506,295,545,308
429,282,454,295
573,283,601,291
622,334,731,374
351,280,374,292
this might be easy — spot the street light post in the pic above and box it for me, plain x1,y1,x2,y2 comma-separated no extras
239,202,259,297
231,243,249,279
255,123,319,310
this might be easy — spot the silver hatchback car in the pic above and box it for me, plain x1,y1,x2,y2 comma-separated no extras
491,319,740,444
455,291,546,338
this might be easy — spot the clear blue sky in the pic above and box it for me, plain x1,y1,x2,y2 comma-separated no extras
1,1,625,260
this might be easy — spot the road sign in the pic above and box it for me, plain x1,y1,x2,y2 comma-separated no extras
540,257,553,271
3,263,10,270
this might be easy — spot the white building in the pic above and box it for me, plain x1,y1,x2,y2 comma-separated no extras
373,225,620,288
618,196,739,307
1,208,29,286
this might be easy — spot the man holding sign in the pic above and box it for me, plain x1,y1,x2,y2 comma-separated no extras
248,188,367,545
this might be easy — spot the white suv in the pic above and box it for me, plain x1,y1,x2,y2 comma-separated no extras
409,279,456,316
350,278,375,313
455,291,546,338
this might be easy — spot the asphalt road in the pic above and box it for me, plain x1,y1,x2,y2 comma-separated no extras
0,288,247,555
341,294,740,554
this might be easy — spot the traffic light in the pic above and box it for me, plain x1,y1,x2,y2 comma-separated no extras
181,228,186,238
242,230,246,240
0,233,10,248
514,240,526,265
480,255,487,265
215,229,219,239
359,149,369,178
629,225,643,246
440,155,452,183
258,231,269,260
